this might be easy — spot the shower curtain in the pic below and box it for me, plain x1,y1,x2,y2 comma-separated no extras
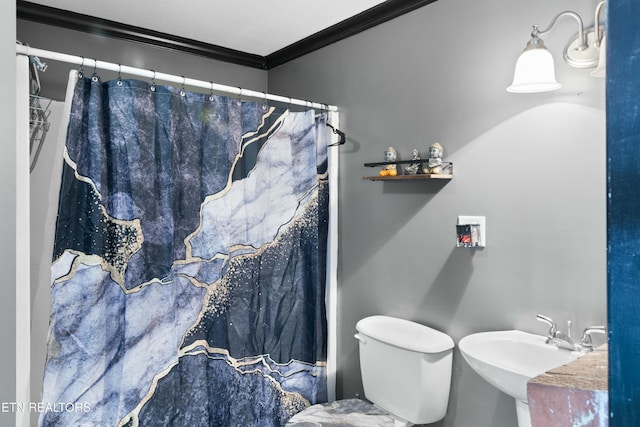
40,74,330,427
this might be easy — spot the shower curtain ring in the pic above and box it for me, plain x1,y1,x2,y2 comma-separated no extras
117,64,123,86
150,70,156,92
209,81,215,101
236,87,242,105
261,92,268,111
91,59,99,82
180,76,186,96
78,56,85,79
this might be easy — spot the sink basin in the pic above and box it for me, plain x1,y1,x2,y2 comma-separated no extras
459,330,583,402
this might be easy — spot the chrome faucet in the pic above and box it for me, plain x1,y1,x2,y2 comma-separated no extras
537,314,606,352
536,314,576,351
580,326,607,352
536,314,557,343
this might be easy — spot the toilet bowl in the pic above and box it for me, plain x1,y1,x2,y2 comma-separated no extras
287,315,454,426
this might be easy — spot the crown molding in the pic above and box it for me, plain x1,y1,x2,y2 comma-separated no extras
17,0,438,70
17,1,268,69
266,0,438,69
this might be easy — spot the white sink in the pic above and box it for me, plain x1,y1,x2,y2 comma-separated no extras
459,330,584,427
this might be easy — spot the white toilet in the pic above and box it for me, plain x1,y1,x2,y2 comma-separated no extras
287,315,454,426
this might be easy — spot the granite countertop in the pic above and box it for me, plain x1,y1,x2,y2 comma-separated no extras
528,345,609,426
529,344,608,391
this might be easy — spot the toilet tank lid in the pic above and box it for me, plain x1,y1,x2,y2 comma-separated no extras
356,315,454,353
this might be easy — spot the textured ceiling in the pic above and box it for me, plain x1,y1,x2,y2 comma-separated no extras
24,0,387,56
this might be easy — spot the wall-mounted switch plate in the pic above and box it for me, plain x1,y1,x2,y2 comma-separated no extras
457,216,486,248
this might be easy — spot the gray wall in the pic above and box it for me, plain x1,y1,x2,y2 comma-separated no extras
1,1,16,426
269,0,606,426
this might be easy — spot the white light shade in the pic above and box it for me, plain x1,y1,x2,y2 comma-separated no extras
507,47,561,93
591,35,606,77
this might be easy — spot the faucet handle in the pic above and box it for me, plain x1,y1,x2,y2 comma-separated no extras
580,326,607,351
536,314,557,341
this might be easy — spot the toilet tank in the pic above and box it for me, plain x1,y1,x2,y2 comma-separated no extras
355,315,454,425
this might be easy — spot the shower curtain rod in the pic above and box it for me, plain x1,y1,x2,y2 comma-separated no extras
16,44,338,112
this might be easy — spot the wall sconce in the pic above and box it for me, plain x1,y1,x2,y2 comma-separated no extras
507,1,606,93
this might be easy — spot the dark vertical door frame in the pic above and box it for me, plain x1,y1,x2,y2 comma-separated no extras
607,0,640,425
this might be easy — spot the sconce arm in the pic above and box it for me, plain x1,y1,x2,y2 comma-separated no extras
593,1,606,47
531,11,588,50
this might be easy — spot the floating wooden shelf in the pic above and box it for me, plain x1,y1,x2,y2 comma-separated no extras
363,173,453,181
363,160,453,181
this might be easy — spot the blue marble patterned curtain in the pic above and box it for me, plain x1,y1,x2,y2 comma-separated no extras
40,75,329,426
